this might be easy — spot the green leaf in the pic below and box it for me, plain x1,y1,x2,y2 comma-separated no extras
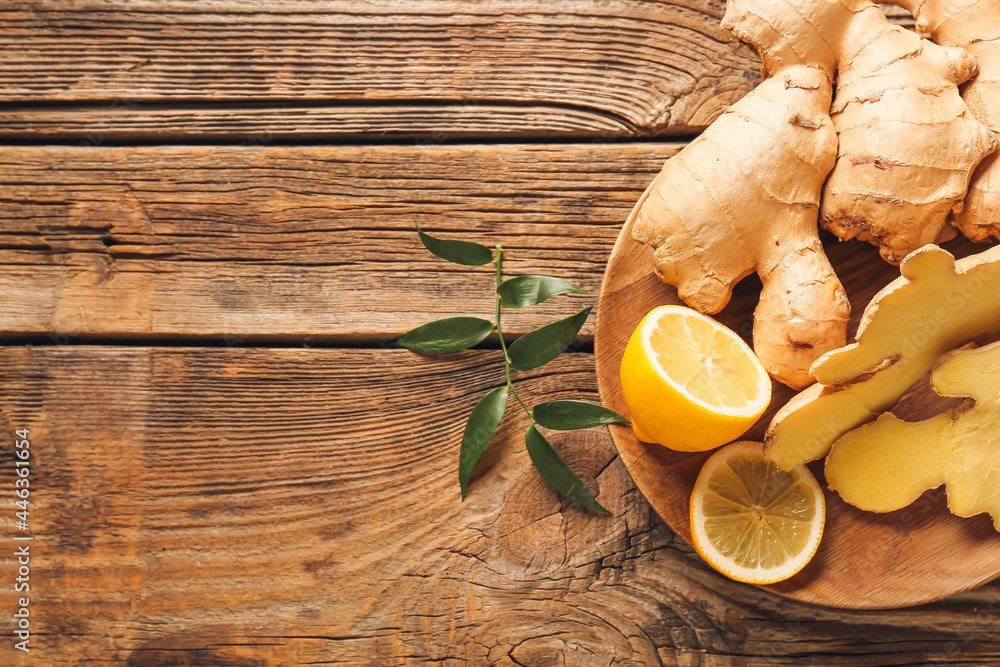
497,275,587,309
396,317,493,353
418,227,494,266
525,424,609,513
507,306,592,371
532,400,629,430
459,386,508,499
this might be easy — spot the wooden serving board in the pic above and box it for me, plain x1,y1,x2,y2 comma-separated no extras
594,185,1000,609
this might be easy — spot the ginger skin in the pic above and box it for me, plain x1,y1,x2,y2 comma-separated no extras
819,2,995,262
726,0,996,264
890,0,1000,244
631,65,848,390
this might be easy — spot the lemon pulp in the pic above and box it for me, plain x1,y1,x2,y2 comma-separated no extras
650,316,765,409
691,441,825,584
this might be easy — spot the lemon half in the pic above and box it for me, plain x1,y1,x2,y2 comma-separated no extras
619,305,770,451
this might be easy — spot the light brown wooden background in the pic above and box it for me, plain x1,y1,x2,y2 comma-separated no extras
2,1,999,665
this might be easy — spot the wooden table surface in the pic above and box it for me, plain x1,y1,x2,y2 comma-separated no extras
2,1,999,665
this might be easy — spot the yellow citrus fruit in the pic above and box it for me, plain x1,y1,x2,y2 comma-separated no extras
690,441,825,584
619,305,770,451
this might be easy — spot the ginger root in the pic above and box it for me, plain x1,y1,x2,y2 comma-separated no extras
817,1,996,263
825,341,1000,530
724,0,995,262
766,244,1000,471
631,0,995,389
890,0,1000,244
631,67,848,390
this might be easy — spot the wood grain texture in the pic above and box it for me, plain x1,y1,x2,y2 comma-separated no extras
2,0,985,657
0,103,641,144
0,0,761,141
1,346,999,666
594,195,1000,608
0,142,681,342
0,3,915,143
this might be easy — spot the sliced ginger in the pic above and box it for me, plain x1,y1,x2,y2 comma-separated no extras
766,244,1000,471
826,341,1000,530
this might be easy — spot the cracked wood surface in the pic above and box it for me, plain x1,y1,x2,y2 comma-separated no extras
0,143,681,343
1,348,999,666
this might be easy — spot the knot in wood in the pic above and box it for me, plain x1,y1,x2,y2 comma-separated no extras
495,428,623,574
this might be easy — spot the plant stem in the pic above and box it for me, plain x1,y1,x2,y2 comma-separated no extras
494,245,503,330
494,245,532,417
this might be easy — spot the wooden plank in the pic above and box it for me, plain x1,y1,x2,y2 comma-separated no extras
0,142,683,341
1,346,998,665
0,0,762,140
0,3,917,142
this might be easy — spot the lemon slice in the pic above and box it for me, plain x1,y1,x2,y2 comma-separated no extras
619,305,771,451
690,441,825,584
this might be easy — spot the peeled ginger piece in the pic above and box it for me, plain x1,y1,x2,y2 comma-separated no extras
765,244,1000,471
825,341,1000,529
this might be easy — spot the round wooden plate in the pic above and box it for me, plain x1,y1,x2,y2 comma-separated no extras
594,183,1000,609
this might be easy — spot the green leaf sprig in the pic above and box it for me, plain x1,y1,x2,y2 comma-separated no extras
397,226,629,513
